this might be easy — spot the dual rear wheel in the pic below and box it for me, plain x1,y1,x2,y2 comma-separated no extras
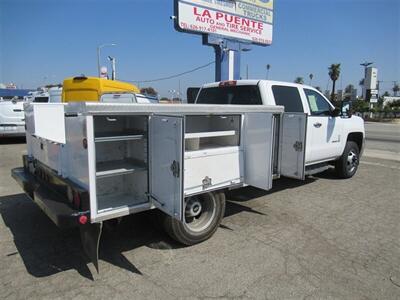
161,191,226,246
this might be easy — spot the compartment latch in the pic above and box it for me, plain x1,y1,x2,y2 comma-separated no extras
170,160,180,178
293,141,303,152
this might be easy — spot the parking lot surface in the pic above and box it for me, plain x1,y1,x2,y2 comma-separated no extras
0,133,399,299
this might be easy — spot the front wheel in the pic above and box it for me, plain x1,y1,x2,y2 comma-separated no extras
162,191,226,246
335,141,360,178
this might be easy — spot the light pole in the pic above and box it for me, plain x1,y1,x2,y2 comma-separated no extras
107,56,116,80
168,89,176,101
97,43,116,77
266,64,271,80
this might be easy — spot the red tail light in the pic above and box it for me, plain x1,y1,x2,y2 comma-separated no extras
78,215,88,225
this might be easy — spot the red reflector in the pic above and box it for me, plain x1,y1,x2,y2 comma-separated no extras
219,81,237,87
79,215,88,225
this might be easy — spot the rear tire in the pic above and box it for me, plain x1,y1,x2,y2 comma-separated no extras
335,141,360,179
162,191,226,246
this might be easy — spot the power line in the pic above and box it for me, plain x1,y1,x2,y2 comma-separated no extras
124,61,215,84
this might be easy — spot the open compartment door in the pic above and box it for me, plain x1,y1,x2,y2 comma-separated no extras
149,115,184,220
244,113,274,190
280,113,307,180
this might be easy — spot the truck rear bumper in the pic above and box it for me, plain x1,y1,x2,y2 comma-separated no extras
0,125,25,137
11,167,86,228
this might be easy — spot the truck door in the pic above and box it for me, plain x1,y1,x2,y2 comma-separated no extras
244,113,274,190
280,113,307,180
149,115,184,220
302,88,343,163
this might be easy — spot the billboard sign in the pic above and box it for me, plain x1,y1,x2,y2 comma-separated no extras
174,0,274,45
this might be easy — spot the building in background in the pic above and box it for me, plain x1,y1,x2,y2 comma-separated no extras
383,96,400,107
364,67,378,103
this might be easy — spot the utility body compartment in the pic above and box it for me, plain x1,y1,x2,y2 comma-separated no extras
20,102,308,225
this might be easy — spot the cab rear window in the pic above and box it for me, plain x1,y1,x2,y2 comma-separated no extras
196,85,262,105
272,86,304,113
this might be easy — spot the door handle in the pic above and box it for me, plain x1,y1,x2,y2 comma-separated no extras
313,122,322,128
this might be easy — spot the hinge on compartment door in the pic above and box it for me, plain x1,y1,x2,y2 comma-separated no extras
293,141,303,152
170,160,180,178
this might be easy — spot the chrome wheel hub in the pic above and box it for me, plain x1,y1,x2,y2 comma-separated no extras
184,194,216,233
347,150,358,173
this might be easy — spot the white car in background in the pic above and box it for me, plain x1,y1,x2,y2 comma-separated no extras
0,98,26,137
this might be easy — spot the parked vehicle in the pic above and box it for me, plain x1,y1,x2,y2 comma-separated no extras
12,79,364,273
62,76,158,104
0,89,31,137
0,98,26,137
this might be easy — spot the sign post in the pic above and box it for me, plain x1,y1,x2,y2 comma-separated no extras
174,0,274,81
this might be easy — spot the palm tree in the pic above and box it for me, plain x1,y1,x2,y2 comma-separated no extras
393,84,400,96
294,77,304,84
328,64,341,101
266,64,271,79
309,73,314,85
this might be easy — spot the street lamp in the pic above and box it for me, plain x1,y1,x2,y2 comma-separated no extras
97,43,116,77
266,64,271,80
107,56,116,80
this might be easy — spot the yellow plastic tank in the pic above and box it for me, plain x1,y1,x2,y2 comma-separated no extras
62,76,140,102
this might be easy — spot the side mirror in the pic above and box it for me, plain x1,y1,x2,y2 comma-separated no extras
341,101,353,118
331,108,341,117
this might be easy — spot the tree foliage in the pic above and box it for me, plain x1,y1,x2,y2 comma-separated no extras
328,64,341,101
140,87,158,96
393,84,400,96
294,77,304,84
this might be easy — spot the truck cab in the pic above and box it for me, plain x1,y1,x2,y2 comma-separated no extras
196,80,365,177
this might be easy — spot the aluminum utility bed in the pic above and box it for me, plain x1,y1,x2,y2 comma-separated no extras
23,102,307,224
16,102,307,271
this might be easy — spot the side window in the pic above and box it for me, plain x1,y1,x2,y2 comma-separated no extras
304,89,332,116
272,86,304,113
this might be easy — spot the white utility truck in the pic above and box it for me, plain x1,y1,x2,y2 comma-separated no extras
12,79,364,272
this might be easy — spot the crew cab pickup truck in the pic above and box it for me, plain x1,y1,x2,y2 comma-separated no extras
196,80,365,178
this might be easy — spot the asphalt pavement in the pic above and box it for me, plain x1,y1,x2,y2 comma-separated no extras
0,122,399,299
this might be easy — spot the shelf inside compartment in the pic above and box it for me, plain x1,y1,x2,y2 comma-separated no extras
97,193,148,214
96,159,146,178
95,131,145,143
96,171,148,213
185,130,236,139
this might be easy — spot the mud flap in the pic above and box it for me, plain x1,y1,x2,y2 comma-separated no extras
80,222,103,273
